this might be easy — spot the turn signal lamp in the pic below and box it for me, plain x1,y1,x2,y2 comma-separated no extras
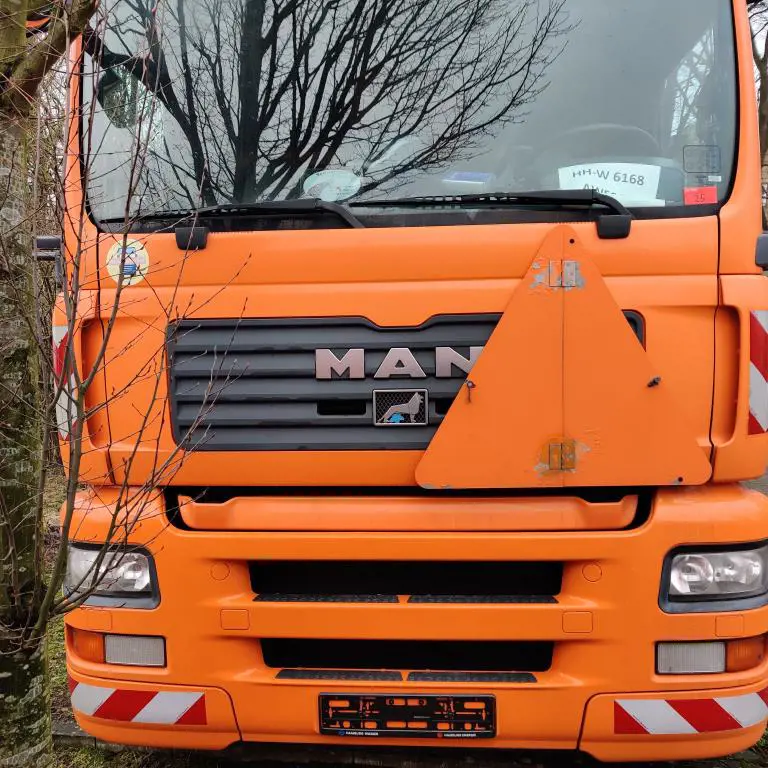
726,636,767,673
69,628,105,664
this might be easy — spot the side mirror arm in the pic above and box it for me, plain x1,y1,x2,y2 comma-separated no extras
34,235,64,286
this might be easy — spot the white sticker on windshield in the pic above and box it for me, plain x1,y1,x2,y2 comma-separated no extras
303,169,362,202
558,162,663,205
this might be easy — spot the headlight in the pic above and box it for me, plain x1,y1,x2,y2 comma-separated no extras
64,545,158,607
667,545,768,602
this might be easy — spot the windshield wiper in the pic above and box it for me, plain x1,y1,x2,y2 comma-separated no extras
193,199,365,228
106,198,365,229
351,189,630,215
351,189,632,238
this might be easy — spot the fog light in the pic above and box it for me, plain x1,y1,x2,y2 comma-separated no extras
104,635,166,667
726,636,767,673
657,642,726,674
69,628,105,664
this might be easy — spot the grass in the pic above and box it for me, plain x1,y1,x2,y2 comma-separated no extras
50,617,72,724
51,746,227,768
43,463,69,527
46,467,76,726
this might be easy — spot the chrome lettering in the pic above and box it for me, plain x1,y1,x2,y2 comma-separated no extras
374,348,427,379
435,346,483,378
315,348,365,379
316,346,481,379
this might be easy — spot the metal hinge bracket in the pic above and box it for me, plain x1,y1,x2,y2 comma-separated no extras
547,439,577,471
548,260,582,289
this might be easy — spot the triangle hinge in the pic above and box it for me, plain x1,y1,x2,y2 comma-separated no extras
548,260,583,289
546,439,577,471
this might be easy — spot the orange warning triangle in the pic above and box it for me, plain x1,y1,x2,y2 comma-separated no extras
416,226,712,489
560,238,711,487
416,227,568,490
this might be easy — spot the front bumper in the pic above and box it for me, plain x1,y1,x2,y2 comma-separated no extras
65,484,768,761
67,669,768,761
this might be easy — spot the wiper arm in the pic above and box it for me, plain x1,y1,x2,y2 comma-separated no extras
350,189,632,239
108,198,365,229
193,199,365,228
351,189,631,217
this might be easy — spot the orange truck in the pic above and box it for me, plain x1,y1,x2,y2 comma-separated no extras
57,0,768,761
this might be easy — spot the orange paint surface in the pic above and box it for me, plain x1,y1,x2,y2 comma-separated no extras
59,1,768,761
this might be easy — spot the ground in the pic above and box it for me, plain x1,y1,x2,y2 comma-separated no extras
48,741,768,768
46,473,768,767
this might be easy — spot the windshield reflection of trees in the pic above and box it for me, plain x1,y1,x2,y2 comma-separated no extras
87,0,569,207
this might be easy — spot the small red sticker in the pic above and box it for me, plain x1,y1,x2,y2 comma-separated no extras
684,186,718,205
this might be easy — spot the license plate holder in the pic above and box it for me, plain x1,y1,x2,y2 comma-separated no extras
319,693,496,739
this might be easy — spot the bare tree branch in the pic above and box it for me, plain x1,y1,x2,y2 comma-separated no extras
1,0,98,116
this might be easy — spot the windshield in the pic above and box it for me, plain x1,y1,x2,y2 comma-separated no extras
83,0,737,223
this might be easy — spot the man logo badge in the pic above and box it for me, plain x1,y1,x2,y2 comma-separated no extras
374,390,428,426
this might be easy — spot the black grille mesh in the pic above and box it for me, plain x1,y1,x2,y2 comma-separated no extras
167,315,498,451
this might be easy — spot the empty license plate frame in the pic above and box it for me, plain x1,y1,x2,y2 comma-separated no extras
319,693,496,739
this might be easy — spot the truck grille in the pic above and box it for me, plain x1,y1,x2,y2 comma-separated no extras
167,315,499,451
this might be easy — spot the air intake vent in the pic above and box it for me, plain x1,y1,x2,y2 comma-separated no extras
167,315,499,452
261,639,554,673
250,560,563,601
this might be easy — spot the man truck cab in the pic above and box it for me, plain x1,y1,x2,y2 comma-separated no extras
59,0,768,760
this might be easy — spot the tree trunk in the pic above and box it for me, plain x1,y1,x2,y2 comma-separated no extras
0,638,51,768
0,2,97,765
0,114,49,768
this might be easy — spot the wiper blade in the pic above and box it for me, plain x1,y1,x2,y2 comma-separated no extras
193,199,365,228
351,189,631,218
110,199,365,229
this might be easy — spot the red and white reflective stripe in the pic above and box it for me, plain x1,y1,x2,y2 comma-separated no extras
749,311,768,435
615,688,768,734
52,325,77,440
69,677,207,726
